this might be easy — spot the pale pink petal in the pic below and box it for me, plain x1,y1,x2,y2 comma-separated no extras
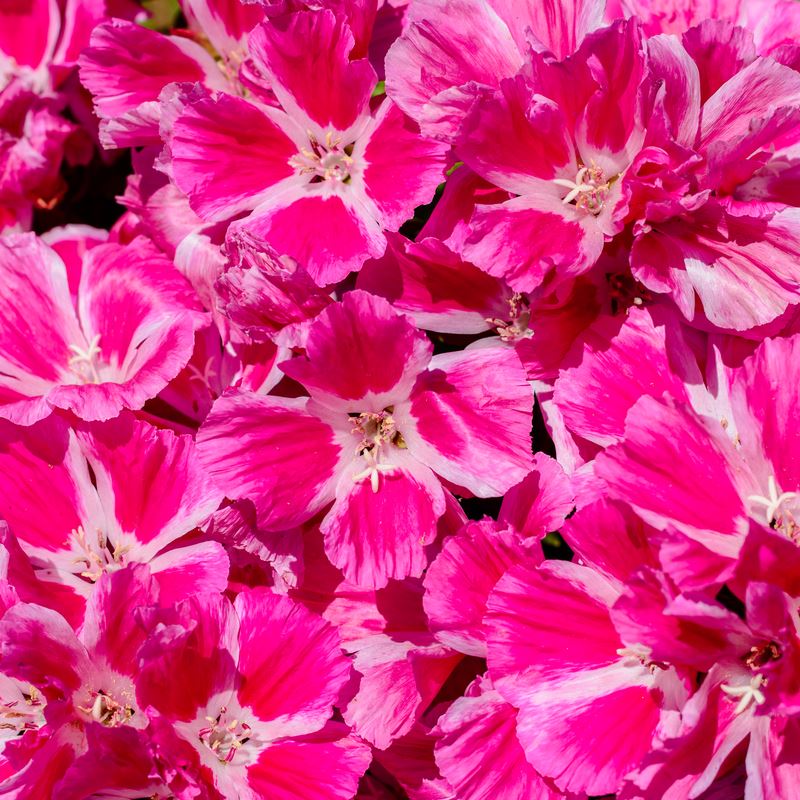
54,725,166,800
486,560,622,682
562,499,660,584
731,334,800,494
486,562,659,795
646,33,701,146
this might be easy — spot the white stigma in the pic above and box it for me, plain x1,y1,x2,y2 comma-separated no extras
721,674,767,715
748,475,799,527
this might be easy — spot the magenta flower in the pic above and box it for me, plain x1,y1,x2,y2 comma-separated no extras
0,233,205,424
0,412,225,617
137,589,370,799
198,290,533,588
166,10,448,285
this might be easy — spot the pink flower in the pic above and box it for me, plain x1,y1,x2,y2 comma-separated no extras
485,558,687,795
455,19,649,293
0,566,159,798
0,412,225,615
0,233,206,424
596,333,800,589
167,9,448,285
137,589,371,799
386,0,605,139
198,289,533,588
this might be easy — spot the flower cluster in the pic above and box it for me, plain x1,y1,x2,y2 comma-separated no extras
2,0,800,797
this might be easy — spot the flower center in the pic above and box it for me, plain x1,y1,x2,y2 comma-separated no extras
79,689,135,727
71,525,130,582
748,475,799,540
68,334,104,384
290,131,354,185
486,293,533,342
350,409,406,492
553,164,615,215
722,641,782,714
199,706,252,764
616,645,667,673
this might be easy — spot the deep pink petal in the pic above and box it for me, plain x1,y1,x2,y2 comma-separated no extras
247,729,371,800
357,235,509,334
0,234,82,422
498,452,575,540
281,290,432,407
137,592,239,721
170,89,297,221
248,11,376,132
79,20,223,148
182,0,265,58
434,676,560,800
197,392,344,530
362,100,448,229
699,57,800,149
401,346,533,497
235,590,351,736
0,0,58,69
595,394,748,555
462,196,605,293
78,415,221,549
384,0,522,139
553,307,690,447
423,520,533,656
244,190,387,286
457,76,575,195
150,541,230,606
322,456,446,588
